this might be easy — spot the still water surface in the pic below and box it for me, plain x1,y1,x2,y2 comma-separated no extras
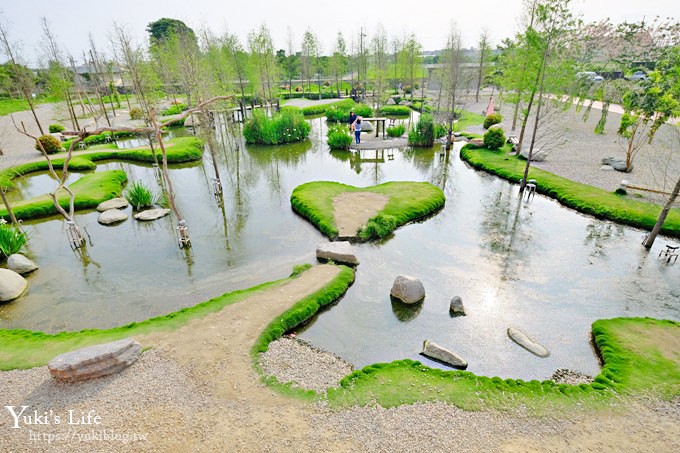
1,117,678,380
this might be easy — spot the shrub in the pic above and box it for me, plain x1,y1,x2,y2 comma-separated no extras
34,135,61,154
404,85,412,94
386,124,405,137
434,123,448,139
243,109,311,145
0,223,27,258
379,105,411,116
324,101,372,122
408,114,435,147
48,124,65,133
124,180,160,210
129,107,144,120
483,128,506,150
354,104,373,117
483,112,502,129
327,125,353,150
294,85,303,92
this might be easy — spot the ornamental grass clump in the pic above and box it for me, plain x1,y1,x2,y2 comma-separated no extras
386,124,406,137
34,135,62,154
124,180,162,210
327,125,353,150
243,110,311,145
0,223,27,258
408,114,435,147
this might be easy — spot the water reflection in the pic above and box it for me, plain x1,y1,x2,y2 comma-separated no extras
390,297,424,322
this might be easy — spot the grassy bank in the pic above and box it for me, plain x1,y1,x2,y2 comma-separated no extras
290,181,446,241
460,145,680,236
0,264,354,370
323,317,679,413
0,136,204,191
0,170,127,221
0,96,61,117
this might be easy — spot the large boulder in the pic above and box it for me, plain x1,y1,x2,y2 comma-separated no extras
48,338,142,382
0,268,28,302
602,157,631,172
360,120,373,133
390,275,425,304
519,147,548,162
134,208,171,221
449,296,465,316
316,241,359,266
507,327,550,358
7,254,38,275
421,340,468,369
97,197,129,212
98,209,128,225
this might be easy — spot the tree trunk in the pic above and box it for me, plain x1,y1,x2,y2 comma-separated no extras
644,176,680,249
0,186,24,234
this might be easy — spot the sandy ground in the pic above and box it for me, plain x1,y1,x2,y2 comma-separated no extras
333,191,388,239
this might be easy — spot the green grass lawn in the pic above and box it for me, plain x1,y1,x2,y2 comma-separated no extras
290,181,445,241
460,144,680,237
0,95,61,117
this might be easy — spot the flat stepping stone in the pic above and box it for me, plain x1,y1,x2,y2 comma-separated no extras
507,327,550,358
48,338,142,382
421,339,468,369
0,268,28,302
97,197,129,212
390,275,425,304
316,241,359,265
7,254,38,275
98,209,129,225
134,208,171,221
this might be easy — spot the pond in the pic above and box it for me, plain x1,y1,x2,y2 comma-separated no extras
1,115,678,381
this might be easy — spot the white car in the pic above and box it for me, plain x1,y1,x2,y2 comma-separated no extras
576,71,604,82
628,71,648,81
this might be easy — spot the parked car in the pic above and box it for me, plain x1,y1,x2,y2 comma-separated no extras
576,71,604,82
628,71,648,81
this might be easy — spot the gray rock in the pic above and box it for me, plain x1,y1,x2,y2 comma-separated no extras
449,296,465,316
98,209,128,225
316,241,359,265
7,254,38,275
0,268,28,302
97,197,129,212
359,120,373,132
421,339,468,369
387,97,397,105
600,165,614,171
507,327,550,358
488,123,504,131
390,275,425,304
48,338,142,382
468,138,484,146
601,157,631,172
134,208,171,221
519,147,548,162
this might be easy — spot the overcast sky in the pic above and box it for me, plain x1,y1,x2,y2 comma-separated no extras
1,0,678,65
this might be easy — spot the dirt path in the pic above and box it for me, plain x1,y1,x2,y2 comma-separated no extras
333,191,389,239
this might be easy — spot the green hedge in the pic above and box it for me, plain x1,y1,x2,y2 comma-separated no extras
290,181,445,241
460,145,680,236
379,105,411,116
300,98,356,116
327,125,353,150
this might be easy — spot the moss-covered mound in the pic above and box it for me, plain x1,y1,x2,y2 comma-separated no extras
0,136,204,191
0,170,127,221
323,317,680,412
460,144,680,237
290,181,445,241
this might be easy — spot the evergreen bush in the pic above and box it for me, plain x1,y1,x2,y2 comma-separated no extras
386,124,405,137
48,124,65,133
34,135,61,154
483,112,502,129
483,128,506,150
129,107,144,120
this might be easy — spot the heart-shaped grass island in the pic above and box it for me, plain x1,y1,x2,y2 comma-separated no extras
290,181,445,241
